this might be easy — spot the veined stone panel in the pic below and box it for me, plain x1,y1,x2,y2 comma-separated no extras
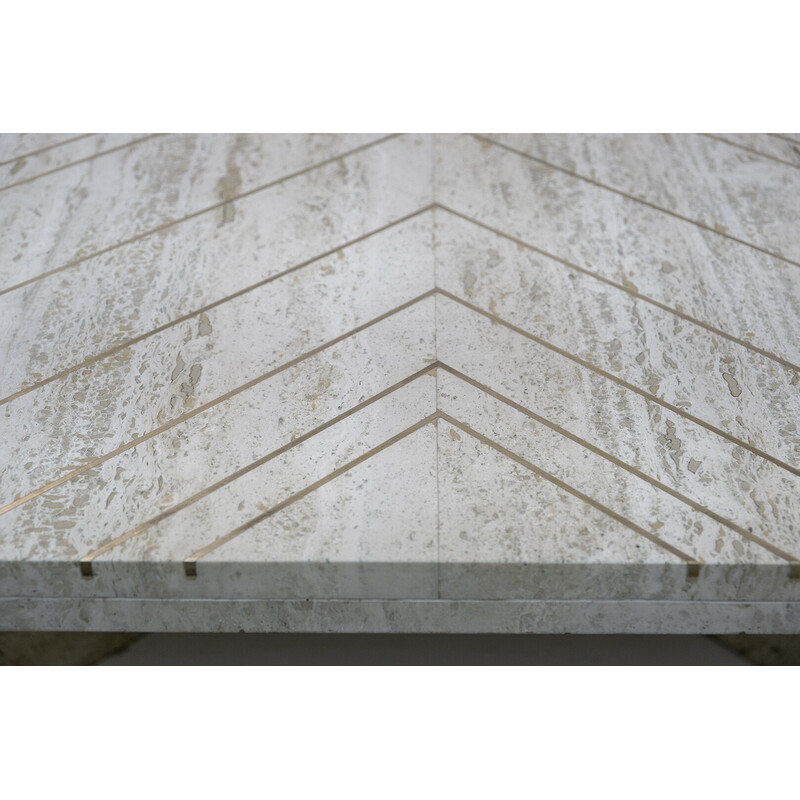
0,132,798,634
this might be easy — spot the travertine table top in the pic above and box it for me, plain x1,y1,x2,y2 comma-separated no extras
1,132,799,633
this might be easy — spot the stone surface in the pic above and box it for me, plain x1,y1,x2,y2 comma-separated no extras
482,132,800,263
1,132,798,633
0,133,152,191
0,133,90,164
2,597,799,634
707,133,800,169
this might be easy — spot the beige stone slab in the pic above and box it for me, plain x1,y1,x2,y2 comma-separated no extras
707,133,800,168
3,132,799,631
434,208,800,470
0,133,151,190
195,423,440,600
4,596,800,634
0,134,433,400
483,132,800,263
0,133,90,164
436,418,688,601
0,133,386,291
437,369,782,567
90,374,437,598
436,371,798,603
435,134,800,370
0,215,434,509
0,300,436,596
435,294,800,563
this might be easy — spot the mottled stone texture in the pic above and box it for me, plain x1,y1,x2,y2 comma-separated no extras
1,133,799,633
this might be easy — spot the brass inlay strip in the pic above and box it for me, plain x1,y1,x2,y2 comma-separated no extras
439,364,800,567
7,288,799,521
700,134,800,172
473,134,800,271
439,289,800,478
183,413,440,576
0,291,435,517
11,195,792,433
0,134,164,193
81,360,800,577
0,204,435,407
0,133,96,167
435,204,800,374
439,412,697,570
0,133,401,298
79,365,438,575
7,193,796,415
79,361,800,577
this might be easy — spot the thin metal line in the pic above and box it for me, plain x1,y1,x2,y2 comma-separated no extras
700,133,800,172
768,133,800,147
435,203,800,374
0,291,435,517
440,412,697,567
0,204,435,407
8,288,798,520
0,133,96,167
0,133,401,298
473,134,800,271
438,364,800,566
81,360,800,575
438,289,800,478
78,365,439,575
183,413,440,576
0,134,165,193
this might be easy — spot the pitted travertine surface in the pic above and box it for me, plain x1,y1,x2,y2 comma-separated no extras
1,132,799,633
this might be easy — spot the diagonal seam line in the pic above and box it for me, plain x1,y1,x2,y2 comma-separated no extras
435,203,800,374
6,203,793,455
0,133,96,167
83,362,800,577
0,134,165,193
700,134,800,172
438,289,800,478
472,134,800,270
183,413,441,576
768,133,800,147
438,364,800,567
78,364,440,575
7,288,797,520
0,204,436,407
440,412,696,566
0,133,401,298
0,291,436,518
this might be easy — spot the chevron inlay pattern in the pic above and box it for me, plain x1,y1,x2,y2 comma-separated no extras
1,132,800,634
